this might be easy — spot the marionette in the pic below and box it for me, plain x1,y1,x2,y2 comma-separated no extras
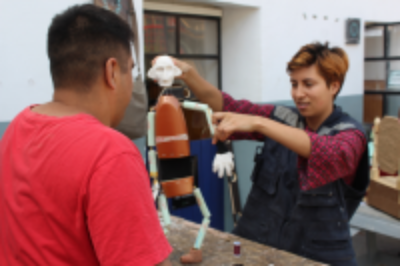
147,56,234,264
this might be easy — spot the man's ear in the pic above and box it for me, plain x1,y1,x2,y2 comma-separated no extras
147,66,157,79
105,58,118,90
173,65,182,77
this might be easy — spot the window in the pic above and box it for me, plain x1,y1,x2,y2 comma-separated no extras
364,23,400,124
144,11,221,106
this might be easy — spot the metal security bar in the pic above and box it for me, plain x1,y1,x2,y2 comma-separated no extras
144,11,222,90
365,22,400,119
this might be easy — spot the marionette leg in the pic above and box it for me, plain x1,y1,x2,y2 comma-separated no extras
193,188,211,249
158,193,171,235
180,188,211,264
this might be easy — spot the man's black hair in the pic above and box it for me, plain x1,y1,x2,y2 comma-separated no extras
47,4,134,90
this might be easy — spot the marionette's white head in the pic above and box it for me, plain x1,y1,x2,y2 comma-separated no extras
147,56,182,87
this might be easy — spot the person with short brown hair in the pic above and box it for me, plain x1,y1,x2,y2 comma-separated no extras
0,4,172,266
287,42,349,98
161,42,369,265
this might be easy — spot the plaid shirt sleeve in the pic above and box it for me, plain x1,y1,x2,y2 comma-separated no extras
297,129,367,191
222,92,274,141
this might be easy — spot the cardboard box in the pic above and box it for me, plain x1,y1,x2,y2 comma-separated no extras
367,116,400,219
366,177,400,219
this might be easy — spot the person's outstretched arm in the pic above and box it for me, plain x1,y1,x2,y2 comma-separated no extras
212,112,311,158
212,112,366,190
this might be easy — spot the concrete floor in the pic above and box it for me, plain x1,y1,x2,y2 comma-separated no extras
353,231,400,266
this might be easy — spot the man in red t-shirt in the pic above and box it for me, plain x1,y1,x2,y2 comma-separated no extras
0,4,172,266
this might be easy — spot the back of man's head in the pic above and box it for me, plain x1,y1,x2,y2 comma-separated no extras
47,4,133,91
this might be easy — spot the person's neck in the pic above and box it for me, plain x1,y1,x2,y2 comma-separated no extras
51,88,112,126
305,105,334,131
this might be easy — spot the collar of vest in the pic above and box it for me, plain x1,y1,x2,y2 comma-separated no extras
308,105,366,137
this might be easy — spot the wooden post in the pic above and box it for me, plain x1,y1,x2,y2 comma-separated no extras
371,117,380,181
396,114,400,189
397,158,400,190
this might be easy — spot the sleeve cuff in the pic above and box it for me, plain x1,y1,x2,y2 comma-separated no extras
307,131,320,157
221,92,234,112
297,131,322,191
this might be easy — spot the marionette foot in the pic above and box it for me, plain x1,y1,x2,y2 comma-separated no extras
180,248,202,264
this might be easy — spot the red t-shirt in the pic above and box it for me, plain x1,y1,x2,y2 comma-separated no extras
0,106,172,266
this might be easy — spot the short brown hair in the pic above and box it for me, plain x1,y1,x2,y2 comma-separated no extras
48,4,134,90
287,42,349,97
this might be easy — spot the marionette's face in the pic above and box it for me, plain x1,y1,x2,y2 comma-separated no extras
147,56,182,87
290,64,339,118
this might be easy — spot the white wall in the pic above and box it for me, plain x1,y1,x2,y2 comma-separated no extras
216,0,400,102
261,0,365,102
0,0,143,122
221,7,262,101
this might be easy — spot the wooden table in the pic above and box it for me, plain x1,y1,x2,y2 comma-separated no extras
167,216,326,266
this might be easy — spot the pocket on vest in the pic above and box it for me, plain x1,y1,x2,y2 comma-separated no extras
302,221,354,263
296,194,344,221
296,185,349,221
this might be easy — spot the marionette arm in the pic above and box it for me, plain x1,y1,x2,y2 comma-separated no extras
181,101,214,135
181,101,234,178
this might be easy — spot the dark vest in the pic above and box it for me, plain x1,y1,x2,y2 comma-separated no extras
232,106,369,266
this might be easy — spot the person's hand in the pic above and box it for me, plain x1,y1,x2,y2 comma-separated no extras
212,112,260,144
151,56,194,81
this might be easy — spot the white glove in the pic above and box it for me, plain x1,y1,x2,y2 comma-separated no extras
212,152,234,178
